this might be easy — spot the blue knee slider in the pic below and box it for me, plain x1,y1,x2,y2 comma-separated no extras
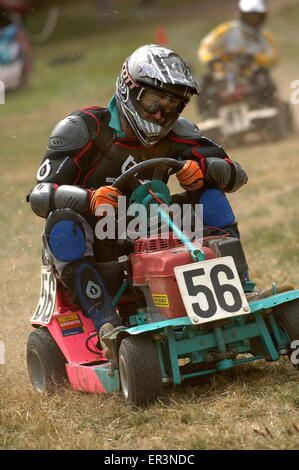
199,188,235,229
45,210,86,262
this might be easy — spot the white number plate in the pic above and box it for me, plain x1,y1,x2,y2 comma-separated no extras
30,266,56,324
219,103,250,135
174,256,250,325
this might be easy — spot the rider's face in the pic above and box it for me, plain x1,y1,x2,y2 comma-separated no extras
242,12,266,28
137,88,187,125
140,107,167,125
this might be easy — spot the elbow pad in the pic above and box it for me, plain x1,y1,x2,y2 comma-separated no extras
29,182,55,218
204,158,248,192
53,185,90,212
228,161,248,192
29,183,90,218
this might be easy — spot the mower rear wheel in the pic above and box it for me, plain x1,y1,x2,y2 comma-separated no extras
118,335,162,406
27,327,67,393
274,299,299,370
265,114,286,141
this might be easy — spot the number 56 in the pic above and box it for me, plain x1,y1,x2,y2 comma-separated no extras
183,264,243,318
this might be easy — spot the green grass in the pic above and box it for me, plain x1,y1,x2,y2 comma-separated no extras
0,0,299,451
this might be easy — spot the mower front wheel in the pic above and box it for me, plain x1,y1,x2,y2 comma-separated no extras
118,335,162,406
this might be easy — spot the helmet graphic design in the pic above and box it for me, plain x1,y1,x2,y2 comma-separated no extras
116,44,199,147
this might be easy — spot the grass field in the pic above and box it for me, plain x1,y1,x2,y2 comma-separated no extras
0,0,298,451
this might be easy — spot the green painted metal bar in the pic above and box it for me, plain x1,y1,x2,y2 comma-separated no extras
154,340,168,380
157,206,206,261
217,359,234,370
176,330,217,356
112,280,128,307
175,321,260,356
233,354,265,365
129,311,147,326
249,290,299,313
182,368,218,380
243,281,256,293
181,354,267,381
127,315,192,335
222,322,262,345
214,327,226,352
254,311,279,361
165,327,182,385
267,313,289,350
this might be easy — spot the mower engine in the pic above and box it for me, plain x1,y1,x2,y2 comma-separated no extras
129,234,216,320
129,233,249,320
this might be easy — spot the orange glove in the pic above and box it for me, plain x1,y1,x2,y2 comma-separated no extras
176,160,204,191
89,186,122,214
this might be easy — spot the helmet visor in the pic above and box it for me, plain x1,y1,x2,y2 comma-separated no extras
242,12,266,27
137,88,188,119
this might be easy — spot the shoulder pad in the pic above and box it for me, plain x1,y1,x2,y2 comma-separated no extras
172,117,203,140
214,20,234,36
48,115,89,152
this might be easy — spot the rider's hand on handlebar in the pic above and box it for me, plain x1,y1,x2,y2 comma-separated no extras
176,160,204,191
90,186,122,214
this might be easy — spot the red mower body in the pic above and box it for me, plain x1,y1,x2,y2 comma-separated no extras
130,235,216,319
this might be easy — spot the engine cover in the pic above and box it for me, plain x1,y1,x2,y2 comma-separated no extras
130,235,215,319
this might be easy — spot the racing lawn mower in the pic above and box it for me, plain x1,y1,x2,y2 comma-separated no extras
197,55,294,147
27,158,299,406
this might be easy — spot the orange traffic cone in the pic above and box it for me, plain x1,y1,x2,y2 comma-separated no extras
155,25,168,47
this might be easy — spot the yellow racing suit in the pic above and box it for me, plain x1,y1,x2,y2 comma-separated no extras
198,19,278,70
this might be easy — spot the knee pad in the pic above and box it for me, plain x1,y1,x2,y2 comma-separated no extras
62,257,122,331
45,209,87,262
199,188,235,228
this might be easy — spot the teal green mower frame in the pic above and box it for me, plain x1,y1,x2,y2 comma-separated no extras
102,283,299,391
27,160,299,406
98,173,299,404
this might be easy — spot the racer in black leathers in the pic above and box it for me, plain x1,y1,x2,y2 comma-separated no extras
28,44,248,335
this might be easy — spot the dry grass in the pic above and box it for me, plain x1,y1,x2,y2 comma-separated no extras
1,359,299,450
0,0,299,451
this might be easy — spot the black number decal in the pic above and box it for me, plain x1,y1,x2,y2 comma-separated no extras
36,273,48,317
183,263,243,319
210,264,242,313
35,272,56,322
183,269,217,318
46,272,56,321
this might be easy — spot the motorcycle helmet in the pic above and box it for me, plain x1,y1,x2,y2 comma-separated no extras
115,44,199,147
238,0,268,28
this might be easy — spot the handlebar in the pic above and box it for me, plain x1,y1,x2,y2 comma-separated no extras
112,158,185,192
